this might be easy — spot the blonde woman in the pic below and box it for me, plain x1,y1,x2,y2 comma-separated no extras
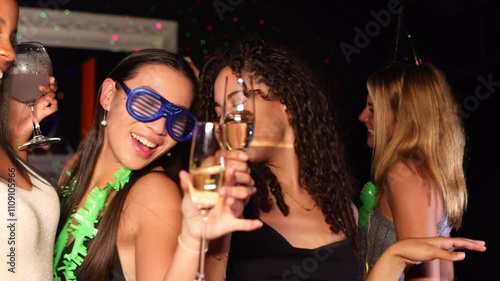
358,62,468,281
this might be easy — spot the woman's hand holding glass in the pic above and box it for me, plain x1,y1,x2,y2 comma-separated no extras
222,149,254,187
173,120,258,281
177,165,261,280
8,42,61,150
180,138,259,238
179,168,260,240
8,76,58,152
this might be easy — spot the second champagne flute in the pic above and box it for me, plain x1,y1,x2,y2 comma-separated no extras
222,74,256,151
189,121,226,281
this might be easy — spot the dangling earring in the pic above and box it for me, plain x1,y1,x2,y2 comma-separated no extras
101,110,108,126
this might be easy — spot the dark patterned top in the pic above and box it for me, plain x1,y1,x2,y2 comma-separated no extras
364,207,452,281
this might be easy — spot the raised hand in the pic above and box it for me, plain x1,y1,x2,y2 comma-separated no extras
8,76,58,154
179,169,262,241
221,149,253,187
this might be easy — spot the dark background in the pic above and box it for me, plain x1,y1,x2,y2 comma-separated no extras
18,0,498,280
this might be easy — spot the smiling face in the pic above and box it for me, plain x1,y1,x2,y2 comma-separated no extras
0,0,18,78
100,64,194,170
213,67,292,161
358,93,375,148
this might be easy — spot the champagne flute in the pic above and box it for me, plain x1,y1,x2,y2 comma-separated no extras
189,121,226,281
8,41,61,150
222,74,256,150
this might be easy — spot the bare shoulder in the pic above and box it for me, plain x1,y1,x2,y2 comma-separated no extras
118,168,183,280
128,169,182,206
385,160,436,226
119,167,183,244
124,168,183,220
386,160,425,191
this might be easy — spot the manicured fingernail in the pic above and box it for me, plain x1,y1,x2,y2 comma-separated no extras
239,153,249,160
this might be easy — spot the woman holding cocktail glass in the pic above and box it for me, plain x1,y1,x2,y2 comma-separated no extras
53,48,262,281
196,32,360,281
0,0,60,280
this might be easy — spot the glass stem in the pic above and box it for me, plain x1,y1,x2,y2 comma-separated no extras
29,103,43,137
195,210,209,281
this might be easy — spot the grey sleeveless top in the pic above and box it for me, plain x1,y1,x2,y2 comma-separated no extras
363,207,452,281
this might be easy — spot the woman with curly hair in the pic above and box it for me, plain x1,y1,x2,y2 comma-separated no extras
196,33,361,281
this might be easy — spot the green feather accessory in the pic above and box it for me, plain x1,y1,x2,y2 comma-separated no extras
358,181,378,230
53,167,132,281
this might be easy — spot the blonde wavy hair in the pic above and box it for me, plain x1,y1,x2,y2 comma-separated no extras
368,62,467,229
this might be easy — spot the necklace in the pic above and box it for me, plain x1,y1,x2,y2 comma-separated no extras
282,189,317,211
53,167,132,281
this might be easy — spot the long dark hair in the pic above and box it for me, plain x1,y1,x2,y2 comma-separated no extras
57,49,197,280
197,33,357,240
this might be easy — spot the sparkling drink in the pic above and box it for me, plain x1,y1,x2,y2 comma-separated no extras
223,109,255,150
9,73,50,103
189,165,225,210
9,41,60,150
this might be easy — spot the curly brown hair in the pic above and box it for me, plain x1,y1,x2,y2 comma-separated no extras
196,33,357,238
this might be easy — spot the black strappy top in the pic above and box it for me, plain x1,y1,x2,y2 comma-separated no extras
226,221,360,281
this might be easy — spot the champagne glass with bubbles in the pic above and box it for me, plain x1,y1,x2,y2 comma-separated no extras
222,74,256,151
189,121,226,281
9,41,60,150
